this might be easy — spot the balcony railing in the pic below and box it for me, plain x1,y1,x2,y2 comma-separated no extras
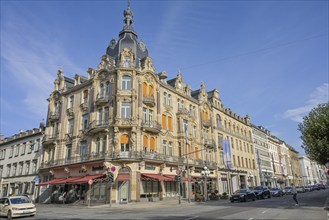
143,95,155,107
43,134,57,145
141,120,162,133
202,119,211,127
49,111,60,121
95,93,109,106
87,120,108,134
204,139,215,148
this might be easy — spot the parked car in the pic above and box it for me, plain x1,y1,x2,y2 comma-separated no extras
283,186,293,195
304,186,311,192
230,189,256,203
270,187,284,197
253,186,271,199
296,186,305,193
0,196,36,219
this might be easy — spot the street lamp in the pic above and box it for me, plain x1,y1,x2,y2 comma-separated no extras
201,166,210,201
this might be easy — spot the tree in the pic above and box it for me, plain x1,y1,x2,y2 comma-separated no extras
298,103,329,165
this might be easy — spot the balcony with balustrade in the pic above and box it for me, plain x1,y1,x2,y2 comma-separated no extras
43,134,57,145
87,120,109,134
95,93,109,107
49,111,60,122
143,95,155,107
141,120,162,134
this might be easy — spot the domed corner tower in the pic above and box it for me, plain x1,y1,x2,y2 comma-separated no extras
106,1,149,69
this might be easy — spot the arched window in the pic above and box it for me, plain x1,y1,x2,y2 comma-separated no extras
120,134,129,152
143,135,148,153
150,137,155,153
122,76,131,90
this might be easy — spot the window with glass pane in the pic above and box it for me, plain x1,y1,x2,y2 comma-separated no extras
122,76,131,90
143,108,147,123
100,83,104,97
68,119,74,134
102,137,106,154
121,102,131,119
25,162,30,175
7,165,11,177
162,140,167,156
149,109,153,127
19,163,23,175
104,107,109,123
120,134,129,152
168,142,173,157
66,145,72,162
106,81,110,94
69,95,74,108
163,92,167,105
82,114,89,130
32,160,37,174
96,138,100,154
83,90,88,103
80,142,87,159
168,94,171,106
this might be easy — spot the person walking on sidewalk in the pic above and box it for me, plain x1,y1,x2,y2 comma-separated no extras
291,183,299,206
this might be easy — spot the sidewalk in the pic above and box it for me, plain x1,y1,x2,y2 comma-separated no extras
36,198,228,210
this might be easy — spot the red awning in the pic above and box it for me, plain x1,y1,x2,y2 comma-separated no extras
52,177,84,185
37,178,66,186
68,174,106,184
117,173,130,181
141,174,172,181
164,175,193,182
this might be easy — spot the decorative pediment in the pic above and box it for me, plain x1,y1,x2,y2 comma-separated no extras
98,55,115,71
142,57,155,72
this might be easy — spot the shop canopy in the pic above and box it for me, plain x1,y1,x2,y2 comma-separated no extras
52,177,84,185
163,175,191,182
141,174,173,181
37,178,67,186
67,174,106,184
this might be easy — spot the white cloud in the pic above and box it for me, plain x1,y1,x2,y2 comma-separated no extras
283,83,329,122
1,8,84,118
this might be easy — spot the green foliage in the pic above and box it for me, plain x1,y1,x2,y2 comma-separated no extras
298,103,329,165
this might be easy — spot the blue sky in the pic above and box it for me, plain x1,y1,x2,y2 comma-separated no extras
1,0,328,155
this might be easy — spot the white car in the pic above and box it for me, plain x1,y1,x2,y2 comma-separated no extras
0,196,36,219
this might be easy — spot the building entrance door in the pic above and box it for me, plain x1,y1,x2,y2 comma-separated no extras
118,181,129,204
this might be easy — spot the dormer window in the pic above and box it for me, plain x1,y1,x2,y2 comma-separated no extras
123,56,131,68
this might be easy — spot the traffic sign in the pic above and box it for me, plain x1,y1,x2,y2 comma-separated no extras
88,179,93,185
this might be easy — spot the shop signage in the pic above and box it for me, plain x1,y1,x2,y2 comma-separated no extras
145,165,156,170
93,175,113,184
92,165,104,171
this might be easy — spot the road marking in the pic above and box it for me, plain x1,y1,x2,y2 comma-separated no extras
185,216,199,220
262,209,270,214
248,218,254,220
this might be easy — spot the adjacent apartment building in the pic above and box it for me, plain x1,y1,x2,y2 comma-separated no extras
0,128,43,200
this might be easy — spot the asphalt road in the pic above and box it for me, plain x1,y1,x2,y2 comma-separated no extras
8,189,328,220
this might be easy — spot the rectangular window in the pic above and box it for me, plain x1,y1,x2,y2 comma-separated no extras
1,149,5,159
122,76,131,90
143,108,147,123
68,118,74,134
32,160,37,174
27,141,34,154
12,163,17,176
162,115,167,130
83,90,88,103
18,162,23,175
80,142,87,159
69,95,74,108
15,145,19,157
25,162,30,175
66,145,72,162
168,116,172,131
168,94,171,106
7,165,11,177
0,166,3,177
82,114,89,130
163,92,167,105
162,140,167,156
148,109,153,126
168,142,173,157
35,139,40,152
121,102,131,119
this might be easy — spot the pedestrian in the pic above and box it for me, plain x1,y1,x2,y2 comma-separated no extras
291,183,299,206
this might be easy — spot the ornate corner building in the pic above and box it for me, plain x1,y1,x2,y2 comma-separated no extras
38,3,257,204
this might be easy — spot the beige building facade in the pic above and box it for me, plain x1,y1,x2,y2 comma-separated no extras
37,4,258,204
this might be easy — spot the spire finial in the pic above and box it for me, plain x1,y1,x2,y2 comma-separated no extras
128,0,131,8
